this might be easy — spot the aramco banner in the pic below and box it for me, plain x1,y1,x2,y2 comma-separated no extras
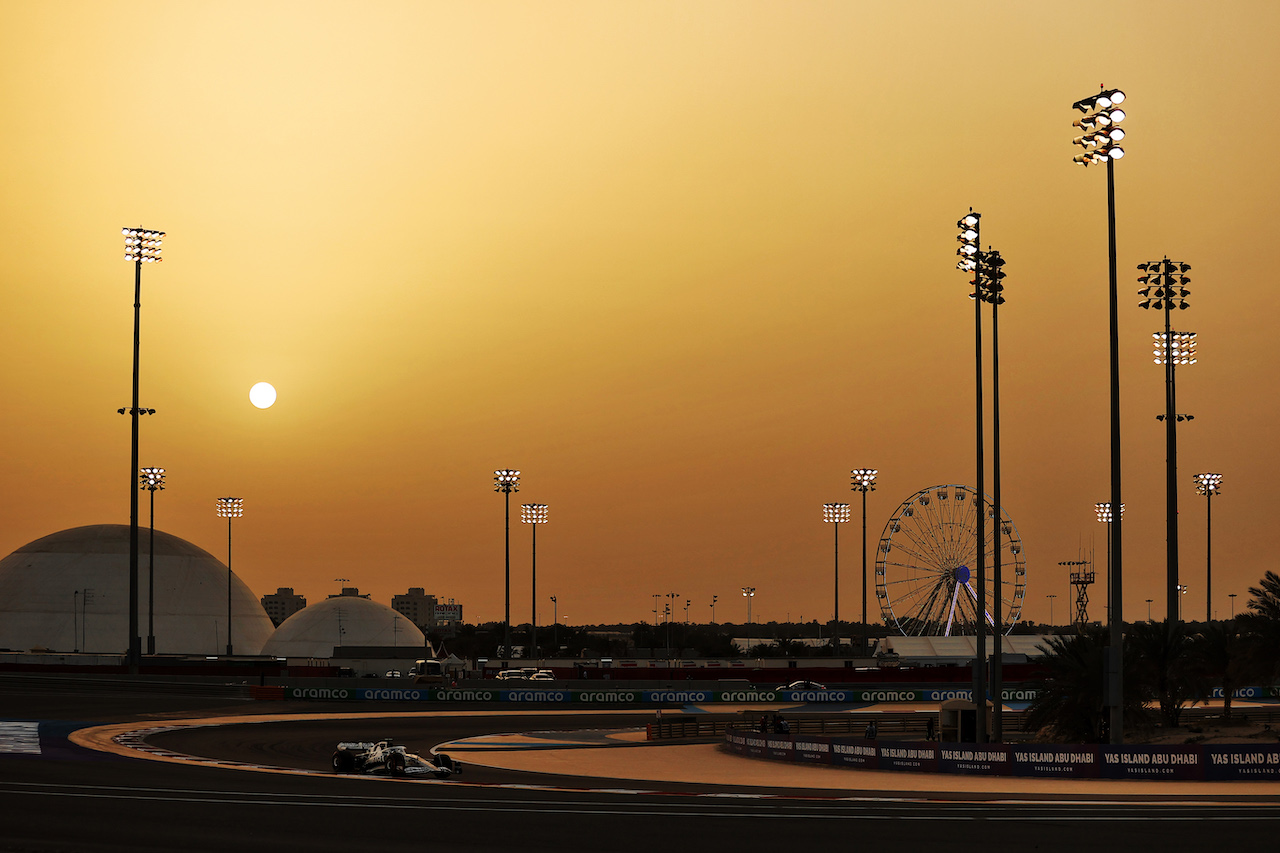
281,685,1044,703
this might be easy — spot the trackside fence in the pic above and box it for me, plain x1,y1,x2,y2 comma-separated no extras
723,724,1280,781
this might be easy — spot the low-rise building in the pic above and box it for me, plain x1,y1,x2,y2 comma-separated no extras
261,587,307,627
327,587,370,600
392,588,462,638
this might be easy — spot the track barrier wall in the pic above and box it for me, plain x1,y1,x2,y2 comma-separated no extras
723,725,1280,781
277,686,1055,703
277,684,1280,704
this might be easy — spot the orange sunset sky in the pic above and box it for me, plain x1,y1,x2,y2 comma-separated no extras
2,1,1278,629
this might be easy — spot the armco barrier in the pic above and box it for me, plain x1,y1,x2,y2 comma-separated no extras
723,725,1280,781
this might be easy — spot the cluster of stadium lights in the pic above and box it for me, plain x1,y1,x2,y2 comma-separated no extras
850,468,878,493
977,251,1006,304
1094,501,1125,523
521,502,548,524
1071,88,1126,166
822,502,850,523
1152,331,1197,365
139,467,165,491
216,496,243,518
494,469,520,493
1138,259,1191,311
955,213,1006,302
122,227,164,263
1193,472,1223,497
956,213,979,271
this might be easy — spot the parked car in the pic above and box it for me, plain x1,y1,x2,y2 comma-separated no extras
495,669,529,680
528,670,555,681
384,670,403,678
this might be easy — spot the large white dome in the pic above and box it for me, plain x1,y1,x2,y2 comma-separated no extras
0,524,274,655
263,595,425,659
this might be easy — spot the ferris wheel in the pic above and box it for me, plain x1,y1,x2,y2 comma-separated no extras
874,484,1026,636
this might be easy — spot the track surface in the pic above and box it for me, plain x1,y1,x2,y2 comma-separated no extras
2,684,1278,851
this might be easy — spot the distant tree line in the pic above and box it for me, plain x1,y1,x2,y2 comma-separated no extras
1025,571,1280,742
439,619,899,660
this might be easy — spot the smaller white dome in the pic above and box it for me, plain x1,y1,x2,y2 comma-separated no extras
263,595,424,658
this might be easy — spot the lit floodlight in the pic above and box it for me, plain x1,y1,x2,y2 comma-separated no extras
1094,501,1125,523
1071,89,1126,166
494,469,521,493
1153,331,1197,365
850,468,878,491
216,497,243,518
1193,472,1223,496
823,502,851,523
139,467,166,491
123,227,165,263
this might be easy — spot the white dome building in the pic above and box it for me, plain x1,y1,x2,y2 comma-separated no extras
0,524,274,655
263,594,425,659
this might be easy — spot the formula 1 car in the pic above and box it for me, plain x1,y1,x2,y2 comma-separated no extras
331,739,463,779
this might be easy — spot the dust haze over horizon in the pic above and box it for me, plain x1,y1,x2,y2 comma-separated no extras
2,1,1278,631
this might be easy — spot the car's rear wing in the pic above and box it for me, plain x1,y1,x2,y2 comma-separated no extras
336,742,377,751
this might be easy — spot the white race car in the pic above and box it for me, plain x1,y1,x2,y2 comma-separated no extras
331,739,462,779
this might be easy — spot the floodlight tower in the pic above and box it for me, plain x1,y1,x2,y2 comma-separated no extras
494,469,520,657
1193,473,1223,623
521,503,548,659
822,502,851,655
850,468,879,658
1152,328,1197,619
1139,259,1196,625
955,211,988,743
121,226,164,666
978,250,1008,741
1094,501,1125,621
215,497,243,655
139,467,165,654
1071,86,1126,744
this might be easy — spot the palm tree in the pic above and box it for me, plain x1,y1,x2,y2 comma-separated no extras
1192,621,1260,720
1239,570,1280,684
1024,626,1146,742
1244,570,1280,621
1128,619,1206,728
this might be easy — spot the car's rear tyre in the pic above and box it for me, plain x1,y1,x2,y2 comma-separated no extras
332,750,355,773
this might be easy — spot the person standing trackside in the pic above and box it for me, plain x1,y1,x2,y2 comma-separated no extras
864,719,878,740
